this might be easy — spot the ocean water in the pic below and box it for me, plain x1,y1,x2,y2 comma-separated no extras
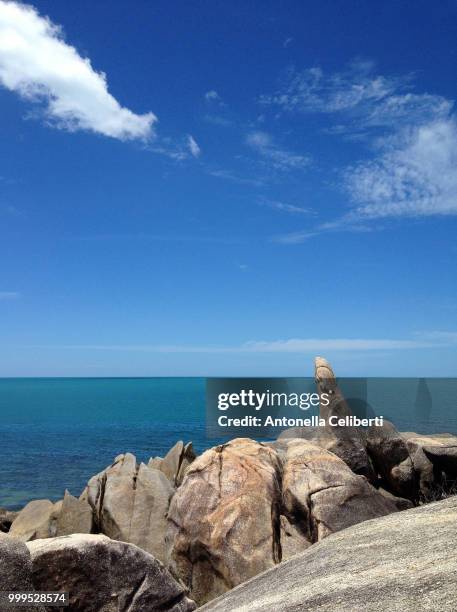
0,378,207,509
1,377,456,510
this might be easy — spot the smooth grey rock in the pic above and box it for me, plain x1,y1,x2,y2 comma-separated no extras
9,500,61,542
87,452,137,540
56,490,93,536
129,463,174,562
86,453,174,561
27,534,196,611
0,533,44,611
200,496,457,611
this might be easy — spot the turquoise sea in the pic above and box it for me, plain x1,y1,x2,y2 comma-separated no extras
1,377,456,509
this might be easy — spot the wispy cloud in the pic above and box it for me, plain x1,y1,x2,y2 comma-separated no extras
345,117,457,218
150,134,202,161
0,0,155,140
35,331,457,353
208,168,265,187
259,198,314,215
262,60,457,236
260,61,451,130
246,130,310,171
0,291,20,300
260,61,398,115
187,134,201,158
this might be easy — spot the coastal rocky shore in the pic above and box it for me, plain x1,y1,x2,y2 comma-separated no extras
1,357,457,611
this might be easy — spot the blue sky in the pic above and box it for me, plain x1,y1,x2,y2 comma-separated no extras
1,0,457,376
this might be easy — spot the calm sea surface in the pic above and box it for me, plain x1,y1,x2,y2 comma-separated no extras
1,377,456,509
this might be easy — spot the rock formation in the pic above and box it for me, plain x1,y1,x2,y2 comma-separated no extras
28,534,196,612
148,441,196,486
85,453,174,562
367,419,418,499
9,499,62,542
167,437,402,605
200,496,457,611
0,533,44,611
56,490,93,536
279,438,399,542
0,507,18,532
166,438,283,606
279,356,376,481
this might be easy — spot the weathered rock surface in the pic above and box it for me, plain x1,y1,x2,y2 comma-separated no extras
28,534,196,611
129,462,174,562
166,438,283,606
0,507,18,532
279,357,376,482
86,452,174,561
200,496,457,611
150,441,196,486
367,420,418,499
279,438,400,542
0,533,45,610
56,490,93,536
176,442,196,486
9,499,61,541
403,432,457,482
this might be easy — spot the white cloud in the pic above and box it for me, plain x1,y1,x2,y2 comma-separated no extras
260,62,451,130
262,60,457,231
0,1,156,140
260,63,397,115
187,134,201,158
43,332,455,353
0,291,19,300
345,118,457,218
246,130,310,171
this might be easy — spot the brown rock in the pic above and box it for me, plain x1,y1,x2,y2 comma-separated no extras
160,441,184,483
28,534,196,612
9,500,61,542
176,442,196,486
280,438,400,542
166,438,283,606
